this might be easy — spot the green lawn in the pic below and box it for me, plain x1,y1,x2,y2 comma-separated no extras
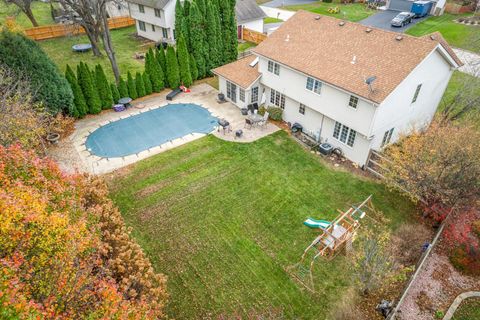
38,26,147,81
283,1,376,22
238,41,256,52
0,1,56,29
108,131,416,319
264,17,283,24
452,297,480,320
406,14,480,53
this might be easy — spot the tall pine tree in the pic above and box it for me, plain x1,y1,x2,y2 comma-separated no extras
155,47,167,84
111,83,120,104
189,3,206,78
64,65,83,118
219,0,238,64
175,0,184,40
143,72,153,95
135,72,146,97
77,62,101,114
189,53,198,81
182,0,192,51
95,64,114,110
166,46,180,88
118,77,128,98
177,35,192,87
127,71,138,99
205,1,220,73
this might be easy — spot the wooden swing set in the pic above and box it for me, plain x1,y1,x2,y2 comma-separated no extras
286,195,375,292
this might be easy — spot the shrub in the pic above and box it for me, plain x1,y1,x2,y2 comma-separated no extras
77,62,101,114
166,46,180,88
177,35,192,87
0,145,168,318
95,64,114,110
449,245,480,276
473,220,480,238
118,77,128,98
0,31,74,115
127,71,138,100
143,71,153,95
111,82,120,104
266,106,283,121
135,72,146,97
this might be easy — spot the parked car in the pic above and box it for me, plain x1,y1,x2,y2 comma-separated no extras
391,12,415,27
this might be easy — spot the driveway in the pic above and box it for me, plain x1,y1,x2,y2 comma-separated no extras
359,10,428,33
262,0,316,7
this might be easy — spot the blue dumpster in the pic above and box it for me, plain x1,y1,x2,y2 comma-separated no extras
411,1,433,18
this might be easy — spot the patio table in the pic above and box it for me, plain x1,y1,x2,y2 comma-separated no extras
248,113,263,124
118,97,132,108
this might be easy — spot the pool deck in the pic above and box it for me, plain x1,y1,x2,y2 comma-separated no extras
48,83,280,175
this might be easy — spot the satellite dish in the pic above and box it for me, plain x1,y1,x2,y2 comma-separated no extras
365,76,377,92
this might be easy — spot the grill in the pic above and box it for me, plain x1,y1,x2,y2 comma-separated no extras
217,119,231,134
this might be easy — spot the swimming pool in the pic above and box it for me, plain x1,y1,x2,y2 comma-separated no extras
86,103,218,158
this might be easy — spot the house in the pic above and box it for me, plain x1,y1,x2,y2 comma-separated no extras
212,10,462,166
125,0,265,43
386,0,446,16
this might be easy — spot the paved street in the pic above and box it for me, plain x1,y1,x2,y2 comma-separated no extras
262,0,316,7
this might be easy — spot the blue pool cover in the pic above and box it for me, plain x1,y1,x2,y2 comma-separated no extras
86,103,218,158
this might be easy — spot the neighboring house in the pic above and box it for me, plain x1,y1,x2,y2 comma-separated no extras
125,0,265,43
386,0,446,15
213,10,462,166
106,0,130,17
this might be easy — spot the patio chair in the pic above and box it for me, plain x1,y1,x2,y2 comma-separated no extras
258,112,269,129
244,118,253,129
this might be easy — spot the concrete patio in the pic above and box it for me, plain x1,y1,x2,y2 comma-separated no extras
47,83,279,175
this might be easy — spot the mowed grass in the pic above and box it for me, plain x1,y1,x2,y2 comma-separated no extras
0,1,56,28
108,131,416,319
406,14,480,53
283,1,376,22
452,298,480,320
38,26,148,81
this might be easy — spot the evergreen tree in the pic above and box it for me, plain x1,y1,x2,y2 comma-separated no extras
95,64,114,110
212,0,224,66
147,49,165,92
127,71,138,99
155,47,167,84
166,46,180,88
189,53,198,81
189,3,206,78
111,83,120,104
182,0,192,51
143,72,152,95
175,0,183,40
77,62,101,114
118,77,128,98
195,0,206,17
64,65,82,118
205,1,220,72
135,72,146,97
177,35,192,87
219,0,238,64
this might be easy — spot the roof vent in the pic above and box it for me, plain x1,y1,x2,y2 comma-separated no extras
430,35,436,40
339,21,345,26
351,55,357,65
285,34,290,42
249,57,259,67
395,35,403,41
365,28,372,33
314,15,321,20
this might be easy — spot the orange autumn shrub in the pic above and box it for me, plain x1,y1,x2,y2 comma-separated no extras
0,144,167,319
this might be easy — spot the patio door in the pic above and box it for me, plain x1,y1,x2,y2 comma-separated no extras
226,81,237,103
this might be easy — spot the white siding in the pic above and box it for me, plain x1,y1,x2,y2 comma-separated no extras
241,19,264,33
257,57,376,137
128,0,175,42
218,76,261,109
370,49,454,150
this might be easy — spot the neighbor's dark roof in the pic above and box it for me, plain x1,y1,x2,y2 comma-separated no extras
235,0,266,24
126,0,171,9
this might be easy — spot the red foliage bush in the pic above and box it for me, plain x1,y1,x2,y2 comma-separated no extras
0,144,167,319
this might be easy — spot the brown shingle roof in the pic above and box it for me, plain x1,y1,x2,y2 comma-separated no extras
252,10,461,104
212,55,261,89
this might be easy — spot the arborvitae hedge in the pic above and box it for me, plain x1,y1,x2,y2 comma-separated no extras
118,77,128,98
135,72,146,98
177,35,192,88
111,83,120,104
65,64,86,118
127,71,138,100
77,63,101,114
189,53,198,81
166,46,180,89
155,48,167,85
143,72,152,95
95,64,114,110
0,31,74,115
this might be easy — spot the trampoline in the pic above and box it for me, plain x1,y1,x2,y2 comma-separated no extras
72,43,92,53
86,103,218,158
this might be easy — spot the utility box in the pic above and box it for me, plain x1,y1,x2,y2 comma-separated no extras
319,143,333,156
411,1,433,18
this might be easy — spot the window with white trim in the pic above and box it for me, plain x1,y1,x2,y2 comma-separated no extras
412,84,422,103
381,128,394,148
239,88,245,102
270,89,285,109
138,21,146,31
151,24,155,32
267,60,280,75
251,87,258,103
138,4,145,13
154,8,161,17
299,103,306,115
348,95,359,109
162,28,168,39
226,81,237,103
333,121,357,147
306,77,322,95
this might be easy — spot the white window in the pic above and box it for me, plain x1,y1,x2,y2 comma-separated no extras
251,87,258,103
267,60,280,75
138,21,146,32
412,84,422,103
162,27,168,39
239,88,245,102
138,4,145,13
306,77,322,95
299,103,306,115
151,24,155,32
226,81,237,103
348,95,358,109
333,121,356,147
270,89,285,109
154,8,161,17
381,128,394,147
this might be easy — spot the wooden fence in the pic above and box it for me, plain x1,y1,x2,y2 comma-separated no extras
23,16,135,41
242,28,267,45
